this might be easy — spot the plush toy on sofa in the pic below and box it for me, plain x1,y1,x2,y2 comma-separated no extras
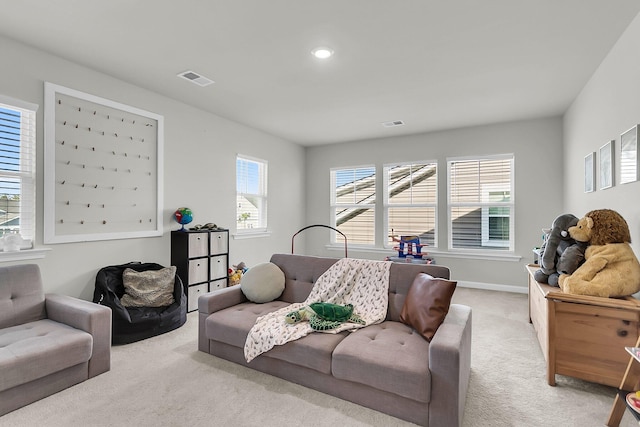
285,302,365,331
534,213,584,286
559,209,640,297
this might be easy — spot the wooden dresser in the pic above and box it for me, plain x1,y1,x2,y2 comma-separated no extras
527,264,640,387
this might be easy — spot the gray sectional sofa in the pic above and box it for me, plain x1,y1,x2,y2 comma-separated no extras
198,254,472,427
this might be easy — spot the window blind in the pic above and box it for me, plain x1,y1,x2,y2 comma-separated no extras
236,155,267,231
385,162,437,247
448,156,513,251
0,99,36,243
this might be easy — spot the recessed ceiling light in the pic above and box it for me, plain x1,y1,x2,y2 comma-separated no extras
311,47,334,59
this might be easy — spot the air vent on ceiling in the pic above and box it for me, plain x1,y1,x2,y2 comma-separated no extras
382,120,405,128
177,70,215,87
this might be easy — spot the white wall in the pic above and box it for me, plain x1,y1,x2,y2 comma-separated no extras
0,35,306,300
564,13,640,253
305,117,564,290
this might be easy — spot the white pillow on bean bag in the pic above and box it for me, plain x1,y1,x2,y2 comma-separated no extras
240,262,285,303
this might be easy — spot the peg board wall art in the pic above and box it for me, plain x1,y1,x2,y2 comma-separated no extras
44,82,164,243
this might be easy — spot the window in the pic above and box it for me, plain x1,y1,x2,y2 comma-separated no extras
236,155,267,232
331,166,375,245
0,96,36,246
447,155,514,251
384,162,437,248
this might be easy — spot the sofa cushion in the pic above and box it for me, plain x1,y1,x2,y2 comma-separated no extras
0,319,93,392
121,266,176,307
241,262,285,303
332,321,431,403
206,301,290,348
400,273,457,342
265,331,348,374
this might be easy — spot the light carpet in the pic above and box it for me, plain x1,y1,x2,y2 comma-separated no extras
1,287,636,427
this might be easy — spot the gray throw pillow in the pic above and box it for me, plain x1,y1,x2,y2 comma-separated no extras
121,266,177,307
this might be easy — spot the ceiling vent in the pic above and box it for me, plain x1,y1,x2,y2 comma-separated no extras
382,120,405,128
177,70,214,87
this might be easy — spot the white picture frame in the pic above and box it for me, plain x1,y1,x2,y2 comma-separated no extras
599,140,614,190
620,125,639,184
43,82,164,243
584,152,595,193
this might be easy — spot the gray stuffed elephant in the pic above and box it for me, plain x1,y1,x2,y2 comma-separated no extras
534,213,581,286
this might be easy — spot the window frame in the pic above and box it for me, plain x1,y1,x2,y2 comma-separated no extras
0,94,37,248
330,165,376,247
235,154,268,234
383,160,438,249
447,154,515,253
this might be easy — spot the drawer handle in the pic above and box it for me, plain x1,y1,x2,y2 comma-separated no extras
617,329,629,337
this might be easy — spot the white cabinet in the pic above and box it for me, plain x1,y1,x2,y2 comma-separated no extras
171,229,229,312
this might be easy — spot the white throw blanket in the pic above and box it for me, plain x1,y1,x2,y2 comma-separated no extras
244,258,391,362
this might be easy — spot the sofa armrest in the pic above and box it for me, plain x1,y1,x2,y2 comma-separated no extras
198,284,247,315
45,294,112,378
198,285,247,352
428,304,472,427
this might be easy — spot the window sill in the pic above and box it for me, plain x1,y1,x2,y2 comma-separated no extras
232,230,272,240
325,245,522,262
0,247,51,263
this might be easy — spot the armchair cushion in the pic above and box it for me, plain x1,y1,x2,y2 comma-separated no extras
0,319,92,393
0,264,46,329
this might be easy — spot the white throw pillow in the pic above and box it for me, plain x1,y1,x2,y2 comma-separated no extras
240,262,285,303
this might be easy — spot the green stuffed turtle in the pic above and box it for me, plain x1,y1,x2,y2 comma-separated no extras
285,302,365,331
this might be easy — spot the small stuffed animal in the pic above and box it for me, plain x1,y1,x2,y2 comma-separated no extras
285,302,365,331
534,213,582,286
559,209,640,297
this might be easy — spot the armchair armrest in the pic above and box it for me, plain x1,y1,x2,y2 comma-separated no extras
45,294,112,378
428,304,472,427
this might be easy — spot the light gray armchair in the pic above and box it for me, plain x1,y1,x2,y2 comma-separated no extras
0,264,112,415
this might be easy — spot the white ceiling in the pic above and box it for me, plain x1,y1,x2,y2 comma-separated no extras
1,1,639,146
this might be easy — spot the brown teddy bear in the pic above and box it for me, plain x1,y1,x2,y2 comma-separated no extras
558,209,640,297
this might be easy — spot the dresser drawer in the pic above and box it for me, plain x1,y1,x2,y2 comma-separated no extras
210,255,228,280
188,283,208,312
188,258,208,284
188,233,209,257
210,231,228,255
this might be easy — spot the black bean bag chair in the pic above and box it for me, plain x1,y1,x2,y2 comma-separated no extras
93,262,187,345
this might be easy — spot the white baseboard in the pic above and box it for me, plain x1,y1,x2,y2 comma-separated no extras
456,280,528,294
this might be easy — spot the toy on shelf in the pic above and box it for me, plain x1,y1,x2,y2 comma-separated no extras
386,231,434,264
228,262,248,286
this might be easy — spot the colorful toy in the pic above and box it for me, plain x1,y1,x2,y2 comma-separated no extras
389,232,427,258
285,302,365,331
